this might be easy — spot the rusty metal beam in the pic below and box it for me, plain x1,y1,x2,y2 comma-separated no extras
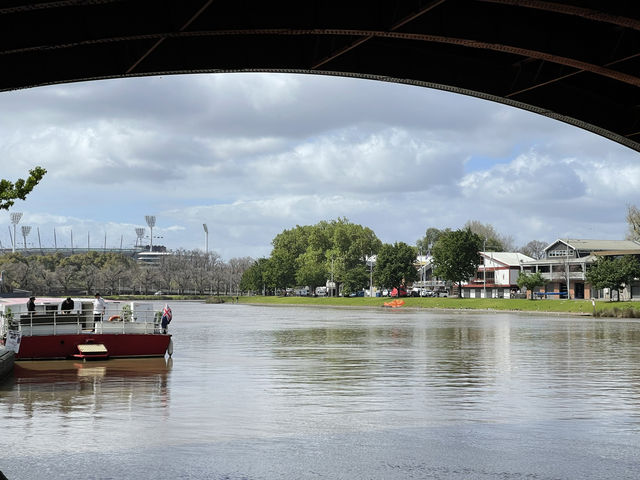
477,0,640,31
311,0,448,69
507,51,640,98
126,0,215,74
0,0,128,15
4,28,635,88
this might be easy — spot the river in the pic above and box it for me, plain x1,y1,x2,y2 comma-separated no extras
1,302,640,479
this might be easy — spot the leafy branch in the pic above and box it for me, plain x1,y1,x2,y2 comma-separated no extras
0,166,47,210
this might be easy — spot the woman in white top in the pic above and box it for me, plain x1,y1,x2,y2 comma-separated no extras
93,293,106,321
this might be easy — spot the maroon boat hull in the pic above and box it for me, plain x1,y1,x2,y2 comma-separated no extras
15,333,172,360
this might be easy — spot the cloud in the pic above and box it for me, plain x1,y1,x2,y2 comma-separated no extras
0,72,638,259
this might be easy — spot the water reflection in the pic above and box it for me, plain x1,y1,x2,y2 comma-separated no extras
269,322,511,404
2,304,640,479
1,357,172,418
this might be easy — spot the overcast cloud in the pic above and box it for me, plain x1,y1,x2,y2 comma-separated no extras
0,72,638,259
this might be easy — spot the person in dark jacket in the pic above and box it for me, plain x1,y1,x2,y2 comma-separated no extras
26,297,36,312
61,297,74,313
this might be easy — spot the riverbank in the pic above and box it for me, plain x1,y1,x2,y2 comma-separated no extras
100,294,640,318
230,295,640,318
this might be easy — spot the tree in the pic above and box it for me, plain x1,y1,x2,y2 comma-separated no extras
240,258,270,294
228,256,254,295
626,204,640,241
586,256,640,301
1,167,47,210
329,219,381,294
375,242,418,290
464,220,514,251
416,227,448,253
431,229,483,297
295,249,327,293
519,240,547,260
100,253,135,294
516,271,547,299
265,218,381,295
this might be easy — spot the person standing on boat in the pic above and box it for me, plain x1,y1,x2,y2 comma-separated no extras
26,296,36,313
93,293,106,321
61,297,74,313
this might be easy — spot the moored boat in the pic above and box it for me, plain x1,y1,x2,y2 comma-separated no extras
0,296,172,360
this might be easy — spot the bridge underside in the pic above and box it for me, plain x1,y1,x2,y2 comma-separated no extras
2,1,639,151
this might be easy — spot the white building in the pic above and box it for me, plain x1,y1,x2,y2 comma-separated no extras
460,252,535,298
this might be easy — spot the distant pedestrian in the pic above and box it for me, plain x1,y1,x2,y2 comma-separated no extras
27,296,36,313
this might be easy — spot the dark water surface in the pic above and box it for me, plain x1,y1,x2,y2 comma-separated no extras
1,302,640,479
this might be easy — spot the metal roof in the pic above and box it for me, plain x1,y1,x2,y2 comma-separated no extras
552,239,640,251
481,251,535,266
1,1,639,151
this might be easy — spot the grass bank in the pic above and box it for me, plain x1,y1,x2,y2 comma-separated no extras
232,295,640,318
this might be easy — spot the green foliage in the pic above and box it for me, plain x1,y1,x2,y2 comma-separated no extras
516,271,547,298
340,264,369,295
432,229,483,296
240,258,270,293
374,242,418,289
416,227,448,253
0,167,47,210
586,256,640,301
295,249,327,291
266,218,381,292
121,303,132,322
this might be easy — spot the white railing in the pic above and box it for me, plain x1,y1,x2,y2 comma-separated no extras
540,272,585,281
1,311,161,337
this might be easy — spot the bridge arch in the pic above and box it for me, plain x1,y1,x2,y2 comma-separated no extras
1,0,639,151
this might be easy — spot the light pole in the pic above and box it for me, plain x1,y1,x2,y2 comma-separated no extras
203,223,209,254
145,216,156,251
135,227,145,247
21,225,31,249
483,237,487,299
367,254,374,297
10,212,22,253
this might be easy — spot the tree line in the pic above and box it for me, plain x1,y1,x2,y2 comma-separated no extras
240,218,488,296
242,207,640,299
240,216,555,296
0,250,253,296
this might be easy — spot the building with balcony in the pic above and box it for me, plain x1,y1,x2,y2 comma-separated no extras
520,239,640,299
461,252,535,298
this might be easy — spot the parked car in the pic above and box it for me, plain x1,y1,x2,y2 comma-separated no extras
391,286,408,297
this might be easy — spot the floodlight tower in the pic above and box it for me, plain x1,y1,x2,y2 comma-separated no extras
203,223,209,254
10,212,22,253
21,225,31,249
145,215,156,251
135,227,145,247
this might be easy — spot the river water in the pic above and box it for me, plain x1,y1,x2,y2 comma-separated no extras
1,302,640,479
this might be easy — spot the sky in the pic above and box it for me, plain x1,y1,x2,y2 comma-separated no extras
0,72,638,260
